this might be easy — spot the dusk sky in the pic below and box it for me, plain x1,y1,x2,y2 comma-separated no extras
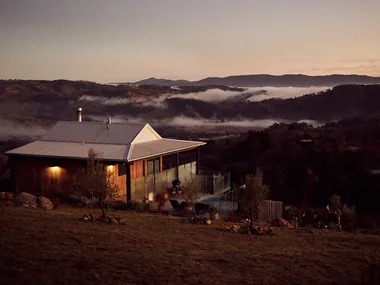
1,0,380,83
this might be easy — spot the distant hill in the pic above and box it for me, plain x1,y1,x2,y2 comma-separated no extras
2,80,380,128
134,74,380,87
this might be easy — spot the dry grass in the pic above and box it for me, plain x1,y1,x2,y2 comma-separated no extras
1,206,380,285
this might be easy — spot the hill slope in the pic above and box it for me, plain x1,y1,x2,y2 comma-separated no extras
134,74,380,87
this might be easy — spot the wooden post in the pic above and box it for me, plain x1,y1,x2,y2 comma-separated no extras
176,152,180,180
196,148,200,175
126,163,132,202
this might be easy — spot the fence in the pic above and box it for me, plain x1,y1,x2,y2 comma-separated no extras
197,171,231,195
130,162,197,201
216,188,283,222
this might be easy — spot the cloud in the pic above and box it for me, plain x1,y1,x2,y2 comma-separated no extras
0,119,48,139
88,115,323,129
79,86,329,108
245,86,329,102
164,89,242,102
78,95,166,108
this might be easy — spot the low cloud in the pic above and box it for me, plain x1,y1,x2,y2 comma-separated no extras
79,86,329,107
88,115,323,129
245,86,329,102
0,119,48,139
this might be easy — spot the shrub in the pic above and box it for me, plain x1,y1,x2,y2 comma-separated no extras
154,190,168,211
127,201,146,212
303,208,315,226
103,200,129,210
283,205,298,221
52,192,82,206
341,204,356,230
208,205,219,214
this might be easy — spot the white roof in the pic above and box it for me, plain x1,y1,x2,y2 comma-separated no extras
6,141,129,162
42,121,145,144
128,139,206,161
6,121,206,161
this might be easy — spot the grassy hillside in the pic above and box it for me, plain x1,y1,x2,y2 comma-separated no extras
0,207,379,285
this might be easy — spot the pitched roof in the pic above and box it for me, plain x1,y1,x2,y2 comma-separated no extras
42,121,145,145
6,141,129,162
128,138,206,161
6,121,206,161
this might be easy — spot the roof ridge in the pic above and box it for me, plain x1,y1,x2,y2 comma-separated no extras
56,120,145,125
41,139,130,146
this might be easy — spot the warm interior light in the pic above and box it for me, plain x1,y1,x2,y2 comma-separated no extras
148,192,154,202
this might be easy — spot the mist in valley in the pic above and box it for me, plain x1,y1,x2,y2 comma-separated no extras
79,86,330,106
0,119,49,140
1,86,329,139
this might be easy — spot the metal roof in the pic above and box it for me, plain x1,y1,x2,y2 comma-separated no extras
6,140,129,162
128,138,206,161
42,121,145,145
6,121,206,161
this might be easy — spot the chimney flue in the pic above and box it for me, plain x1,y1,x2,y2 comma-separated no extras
77,108,82,122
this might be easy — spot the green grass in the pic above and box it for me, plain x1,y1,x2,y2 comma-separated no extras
0,206,379,285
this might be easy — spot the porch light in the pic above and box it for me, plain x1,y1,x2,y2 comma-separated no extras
148,192,154,202
49,166,62,176
107,165,115,172
50,166,61,173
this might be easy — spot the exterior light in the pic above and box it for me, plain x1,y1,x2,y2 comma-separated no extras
107,165,115,173
50,166,60,173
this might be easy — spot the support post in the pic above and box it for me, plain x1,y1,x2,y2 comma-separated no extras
126,163,132,202
196,147,200,175
176,152,180,180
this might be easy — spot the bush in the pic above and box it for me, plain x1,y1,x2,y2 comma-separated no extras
127,201,146,212
154,190,168,211
103,200,129,210
52,192,82,206
302,208,315,226
341,204,356,230
208,205,219,214
283,205,298,221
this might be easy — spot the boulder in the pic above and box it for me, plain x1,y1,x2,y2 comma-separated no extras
271,218,291,228
16,192,37,208
37,196,54,210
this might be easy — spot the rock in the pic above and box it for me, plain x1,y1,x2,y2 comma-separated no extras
231,225,240,233
206,219,212,225
37,196,54,210
89,214,97,221
265,227,275,236
109,218,119,224
117,218,127,225
16,192,37,208
271,218,291,228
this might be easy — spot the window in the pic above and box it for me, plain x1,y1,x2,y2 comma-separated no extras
147,157,161,174
118,163,126,176
162,154,177,170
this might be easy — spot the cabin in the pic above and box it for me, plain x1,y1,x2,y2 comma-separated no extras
5,110,206,201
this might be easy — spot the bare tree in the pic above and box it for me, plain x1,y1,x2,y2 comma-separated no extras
181,174,203,219
70,149,120,218
238,167,270,232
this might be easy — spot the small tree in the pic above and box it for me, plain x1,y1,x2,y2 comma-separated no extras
154,190,168,212
70,149,120,219
181,174,203,219
238,167,270,233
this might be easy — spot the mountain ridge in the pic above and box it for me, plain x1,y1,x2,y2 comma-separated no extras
132,74,380,87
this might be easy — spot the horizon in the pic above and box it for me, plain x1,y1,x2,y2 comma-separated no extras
1,0,380,83
2,73,380,85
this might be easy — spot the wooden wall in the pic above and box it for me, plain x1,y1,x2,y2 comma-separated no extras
9,156,127,199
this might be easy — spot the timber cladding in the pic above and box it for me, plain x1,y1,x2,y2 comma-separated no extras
9,156,127,199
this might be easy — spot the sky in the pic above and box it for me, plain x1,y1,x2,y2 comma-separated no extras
0,0,380,83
